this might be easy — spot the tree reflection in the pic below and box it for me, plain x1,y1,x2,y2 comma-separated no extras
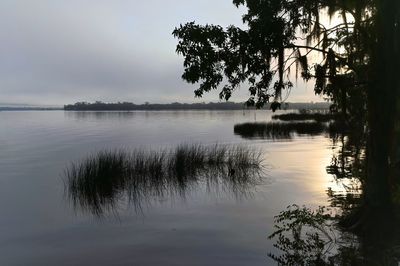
268,205,361,265
267,128,365,264
269,124,400,265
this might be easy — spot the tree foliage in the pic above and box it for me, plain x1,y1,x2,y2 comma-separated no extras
174,0,400,212
173,0,376,112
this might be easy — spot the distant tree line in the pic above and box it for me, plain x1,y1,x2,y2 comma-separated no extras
63,101,330,111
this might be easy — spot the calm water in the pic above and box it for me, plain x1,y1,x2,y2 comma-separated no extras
0,110,338,265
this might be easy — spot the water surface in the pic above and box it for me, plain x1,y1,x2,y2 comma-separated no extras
0,110,338,265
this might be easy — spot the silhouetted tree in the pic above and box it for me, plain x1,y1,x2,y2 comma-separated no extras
173,0,400,218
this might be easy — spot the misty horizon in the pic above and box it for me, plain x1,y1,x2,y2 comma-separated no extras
0,0,322,106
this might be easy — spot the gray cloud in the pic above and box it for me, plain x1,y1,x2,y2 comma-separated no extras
0,0,321,105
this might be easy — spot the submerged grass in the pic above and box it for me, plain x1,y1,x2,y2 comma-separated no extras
65,144,264,216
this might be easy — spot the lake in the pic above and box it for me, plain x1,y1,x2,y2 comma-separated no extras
0,110,342,265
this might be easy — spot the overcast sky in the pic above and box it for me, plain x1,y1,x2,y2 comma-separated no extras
0,0,322,106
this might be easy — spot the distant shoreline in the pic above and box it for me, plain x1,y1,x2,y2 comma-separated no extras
63,101,330,111
0,101,330,111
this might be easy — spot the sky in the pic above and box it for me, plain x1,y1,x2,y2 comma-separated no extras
0,0,323,106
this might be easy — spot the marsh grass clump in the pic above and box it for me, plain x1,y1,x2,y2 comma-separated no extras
65,144,264,216
234,122,326,140
272,112,337,122
65,150,129,215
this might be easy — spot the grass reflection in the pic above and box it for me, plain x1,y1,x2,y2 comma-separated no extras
65,144,265,216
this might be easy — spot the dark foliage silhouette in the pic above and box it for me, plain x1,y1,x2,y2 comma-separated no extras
173,0,400,222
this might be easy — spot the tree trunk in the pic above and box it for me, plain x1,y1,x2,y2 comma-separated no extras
365,104,393,209
364,0,399,211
